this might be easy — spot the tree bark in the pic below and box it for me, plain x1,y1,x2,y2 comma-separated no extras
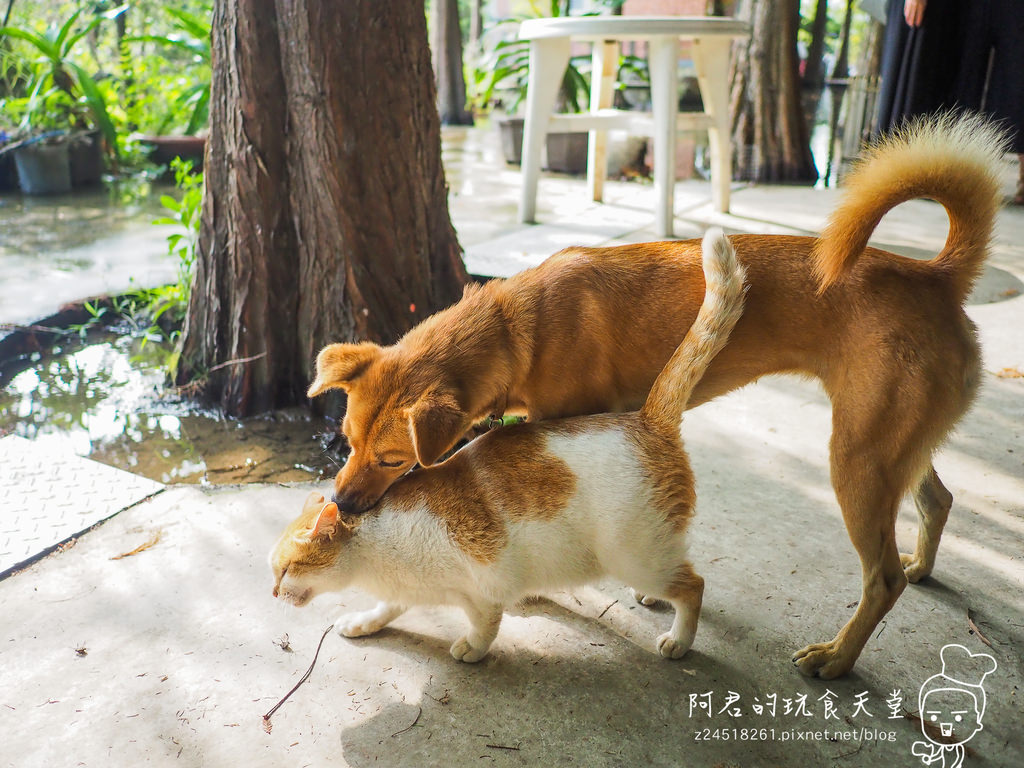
432,0,473,125
729,0,818,183
176,0,468,416
468,0,482,49
802,0,829,92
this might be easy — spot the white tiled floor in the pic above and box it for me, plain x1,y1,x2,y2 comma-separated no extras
0,435,163,576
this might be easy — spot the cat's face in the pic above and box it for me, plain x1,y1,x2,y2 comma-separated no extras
270,491,354,606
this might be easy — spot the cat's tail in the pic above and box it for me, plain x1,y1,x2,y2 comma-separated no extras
639,228,746,438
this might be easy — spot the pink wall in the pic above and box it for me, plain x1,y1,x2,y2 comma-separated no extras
622,0,708,15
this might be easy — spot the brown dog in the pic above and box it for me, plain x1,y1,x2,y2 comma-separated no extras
307,114,1007,678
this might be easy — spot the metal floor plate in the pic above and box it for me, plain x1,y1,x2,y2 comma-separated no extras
0,435,164,577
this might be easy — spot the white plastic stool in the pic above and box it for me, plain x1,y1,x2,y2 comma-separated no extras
517,16,749,238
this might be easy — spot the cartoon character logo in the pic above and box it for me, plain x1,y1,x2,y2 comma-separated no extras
911,644,997,768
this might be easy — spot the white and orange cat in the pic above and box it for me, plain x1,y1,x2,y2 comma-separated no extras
270,229,746,662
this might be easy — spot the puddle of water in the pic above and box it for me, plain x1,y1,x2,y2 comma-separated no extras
0,180,168,257
0,330,336,486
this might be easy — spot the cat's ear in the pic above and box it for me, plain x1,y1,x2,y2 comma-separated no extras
310,501,340,539
406,390,467,467
307,342,381,398
302,491,327,514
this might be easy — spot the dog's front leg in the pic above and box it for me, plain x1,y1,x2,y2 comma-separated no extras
450,595,504,663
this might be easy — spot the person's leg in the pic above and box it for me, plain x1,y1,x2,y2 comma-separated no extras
987,0,1024,202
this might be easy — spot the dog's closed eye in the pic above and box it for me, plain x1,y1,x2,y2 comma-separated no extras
378,458,405,468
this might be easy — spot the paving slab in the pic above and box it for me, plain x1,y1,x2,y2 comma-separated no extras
0,435,164,577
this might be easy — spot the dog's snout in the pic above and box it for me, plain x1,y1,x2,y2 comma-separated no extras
332,494,358,515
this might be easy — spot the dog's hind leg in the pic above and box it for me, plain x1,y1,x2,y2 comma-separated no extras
901,466,954,583
793,411,910,679
792,473,907,678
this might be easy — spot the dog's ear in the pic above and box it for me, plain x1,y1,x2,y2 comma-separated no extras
406,391,467,467
307,342,381,397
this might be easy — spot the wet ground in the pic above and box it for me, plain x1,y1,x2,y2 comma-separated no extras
0,329,334,486
0,181,179,326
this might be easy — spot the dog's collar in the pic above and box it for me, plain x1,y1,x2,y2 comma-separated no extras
485,390,511,429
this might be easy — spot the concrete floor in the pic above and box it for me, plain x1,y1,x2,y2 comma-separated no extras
1,127,1022,767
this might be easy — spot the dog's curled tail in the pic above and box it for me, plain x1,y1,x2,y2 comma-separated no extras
812,112,1010,303
640,228,746,438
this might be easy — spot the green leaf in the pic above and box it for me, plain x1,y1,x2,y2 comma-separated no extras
66,62,118,157
165,6,213,45
60,18,102,60
183,87,209,135
0,26,60,60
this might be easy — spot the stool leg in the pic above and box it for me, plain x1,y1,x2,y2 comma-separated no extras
692,37,733,214
518,37,571,224
588,40,618,203
648,36,679,238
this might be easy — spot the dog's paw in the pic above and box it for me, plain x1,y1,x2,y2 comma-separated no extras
656,632,693,660
900,552,932,583
792,641,854,679
450,636,489,663
335,610,388,638
632,588,659,607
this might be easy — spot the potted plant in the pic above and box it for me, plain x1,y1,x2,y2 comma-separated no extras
0,129,19,191
0,7,124,193
471,2,591,173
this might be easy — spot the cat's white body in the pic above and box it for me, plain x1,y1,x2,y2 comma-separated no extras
349,430,675,594
271,229,746,662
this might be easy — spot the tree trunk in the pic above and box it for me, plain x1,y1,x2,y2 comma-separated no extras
729,0,818,183
176,0,468,416
432,0,473,125
800,0,829,128
830,0,854,81
802,0,829,92
468,0,482,49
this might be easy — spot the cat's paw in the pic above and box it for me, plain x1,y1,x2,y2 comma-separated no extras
632,588,659,607
656,631,693,660
450,636,489,663
335,610,388,638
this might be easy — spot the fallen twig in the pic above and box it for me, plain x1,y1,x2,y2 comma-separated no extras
110,532,162,560
207,352,268,375
262,624,334,733
486,743,521,751
598,600,618,619
967,610,994,648
390,706,422,737
832,742,863,760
